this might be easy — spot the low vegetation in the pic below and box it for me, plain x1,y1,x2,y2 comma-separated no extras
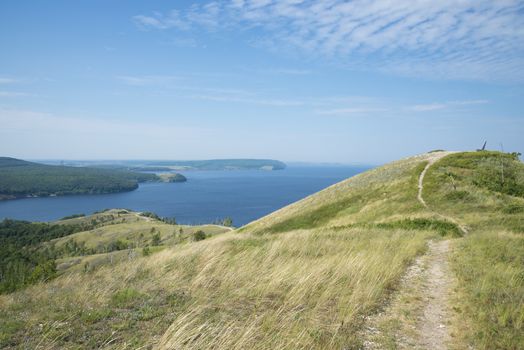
423,151,524,349
0,151,522,349
0,209,230,295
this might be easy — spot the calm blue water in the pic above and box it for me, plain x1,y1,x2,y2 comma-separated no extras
0,166,370,226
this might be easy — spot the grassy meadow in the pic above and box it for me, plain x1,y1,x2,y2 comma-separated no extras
0,151,522,349
424,151,524,349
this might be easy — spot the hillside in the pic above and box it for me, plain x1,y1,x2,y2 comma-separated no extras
0,157,185,200
43,159,287,171
0,151,522,349
142,159,287,171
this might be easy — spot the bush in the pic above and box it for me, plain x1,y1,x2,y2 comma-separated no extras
151,232,161,246
28,260,56,283
142,246,151,256
192,230,206,241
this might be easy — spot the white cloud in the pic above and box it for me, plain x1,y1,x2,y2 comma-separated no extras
134,0,524,81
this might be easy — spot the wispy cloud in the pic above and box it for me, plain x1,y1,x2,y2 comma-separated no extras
316,107,388,115
315,99,489,116
0,91,30,97
0,78,19,84
263,68,312,75
185,93,304,106
117,75,182,86
134,1,524,81
0,108,209,138
116,76,304,106
407,103,448,112
406,99,489,112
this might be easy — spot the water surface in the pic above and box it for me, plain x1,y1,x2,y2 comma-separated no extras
0,166,371,225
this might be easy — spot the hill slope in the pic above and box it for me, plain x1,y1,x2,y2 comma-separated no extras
0,151,522,349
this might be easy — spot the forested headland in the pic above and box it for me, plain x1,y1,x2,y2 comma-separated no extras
0,157,185,200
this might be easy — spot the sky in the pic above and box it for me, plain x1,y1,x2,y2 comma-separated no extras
1,0,523,164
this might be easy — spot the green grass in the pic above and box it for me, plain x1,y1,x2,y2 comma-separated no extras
1,151,522,349
424,151,524,349
452,232,524,349
374,218,463,237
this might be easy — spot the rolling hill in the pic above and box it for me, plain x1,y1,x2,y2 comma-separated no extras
0,151,522,349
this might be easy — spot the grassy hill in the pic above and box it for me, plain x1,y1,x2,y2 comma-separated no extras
0,157,185,200
0,151,522,349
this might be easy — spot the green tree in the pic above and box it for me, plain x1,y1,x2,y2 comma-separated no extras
223,217,233,227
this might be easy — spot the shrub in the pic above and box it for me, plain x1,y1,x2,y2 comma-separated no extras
151,232,161,246
142,246,151,256
192,230,206,241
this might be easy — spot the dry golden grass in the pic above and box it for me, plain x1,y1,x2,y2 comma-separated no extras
1,226,434,349
6,151,519,349
0,153,444,349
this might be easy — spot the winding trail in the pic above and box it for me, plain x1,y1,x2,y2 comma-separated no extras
363,152,463,349
418,153,469,235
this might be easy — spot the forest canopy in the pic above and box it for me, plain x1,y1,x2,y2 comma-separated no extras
0,157,161,199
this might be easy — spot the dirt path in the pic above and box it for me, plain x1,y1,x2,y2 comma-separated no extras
420,240,453,349
361,239,453,349
417,152,468,235
362,153,459,349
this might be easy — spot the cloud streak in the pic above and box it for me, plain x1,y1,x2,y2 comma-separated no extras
0,78,19,84
0,91,31,97
134,0,524,81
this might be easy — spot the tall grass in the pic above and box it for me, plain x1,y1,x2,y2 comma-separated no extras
425,151,524,349
6,151,518,348
0,226,433,349
451,231,524,349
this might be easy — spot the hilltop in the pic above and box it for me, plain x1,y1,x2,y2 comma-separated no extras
0,151,522,349
0,157,186,200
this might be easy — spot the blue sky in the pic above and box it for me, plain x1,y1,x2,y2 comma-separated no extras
1,0,523,163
